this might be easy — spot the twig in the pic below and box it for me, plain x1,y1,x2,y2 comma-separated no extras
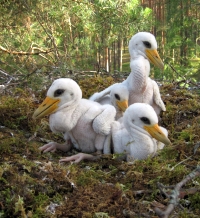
169,155,193,171
155,165,200,218
132,189,152,195
0,45,53,55
0,68,11,77
194,141,200,154
167,63,199,89
167,63,186,80
0,68,16,84
157,182,171,198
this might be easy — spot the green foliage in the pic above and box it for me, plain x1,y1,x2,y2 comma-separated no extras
0,0,154,87
0,0,198,85
155,0,200,81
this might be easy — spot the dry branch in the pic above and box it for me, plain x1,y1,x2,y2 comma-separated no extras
0,68,12,78
155,165,200,218
0,68,15,84
0,45,53,55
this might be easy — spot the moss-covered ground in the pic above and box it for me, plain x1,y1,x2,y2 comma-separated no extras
0,75,200,218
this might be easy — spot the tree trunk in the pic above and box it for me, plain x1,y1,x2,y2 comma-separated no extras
109,47,111,73
118,37,123,71
113,42,117,71
104,46,109,72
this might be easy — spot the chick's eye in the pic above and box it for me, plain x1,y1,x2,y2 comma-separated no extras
140,117,151,125
54,89,65,97
115,94,120,100
143,41,151,49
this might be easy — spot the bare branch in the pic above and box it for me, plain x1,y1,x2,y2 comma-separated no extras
155,165,200,218
0,68,15,84
0,45,53,55
0,68,12,77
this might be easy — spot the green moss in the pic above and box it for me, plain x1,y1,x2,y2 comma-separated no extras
94,212,110,218
52,193,63,203
0,93,36,131
76,169,104,186
178,130,195,142
0,77,200,217
34,193,49,207
14,196,26,217
79,76,115,98
188,192,200,210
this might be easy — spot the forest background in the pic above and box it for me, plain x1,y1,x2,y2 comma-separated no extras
0,0,199,90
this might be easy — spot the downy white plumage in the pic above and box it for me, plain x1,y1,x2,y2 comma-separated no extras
112,103,171,161
59,103,170,163
90,83,129,120
32,78,116,162
90,32,166,116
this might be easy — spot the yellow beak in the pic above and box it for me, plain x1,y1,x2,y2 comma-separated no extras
144,124,171,145
145,49,164,70
32,96,60,119
116,100,129,112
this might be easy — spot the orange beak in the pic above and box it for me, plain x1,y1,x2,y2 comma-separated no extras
116,100,129,112
146,49,164,70
144,123,171,145
32,96,60,119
